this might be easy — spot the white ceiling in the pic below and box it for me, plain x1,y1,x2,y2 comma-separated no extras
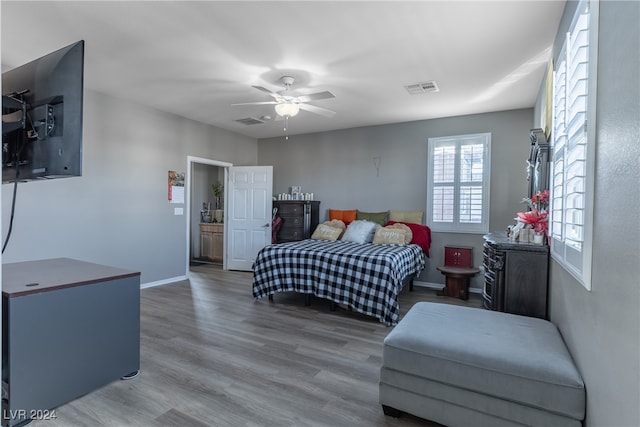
1,1,566,140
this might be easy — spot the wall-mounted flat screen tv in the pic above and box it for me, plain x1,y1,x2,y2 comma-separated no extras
2,40,84,183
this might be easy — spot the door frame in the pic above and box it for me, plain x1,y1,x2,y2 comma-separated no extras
185,156,233,275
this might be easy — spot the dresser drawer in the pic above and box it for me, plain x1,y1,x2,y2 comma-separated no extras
200,223,223,233
279,227,304,241
282,216,303,227
278,203,304,215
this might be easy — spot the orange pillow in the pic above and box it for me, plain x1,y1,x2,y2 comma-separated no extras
329,209,358,225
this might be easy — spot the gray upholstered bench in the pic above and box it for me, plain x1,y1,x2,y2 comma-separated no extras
380,302,585,426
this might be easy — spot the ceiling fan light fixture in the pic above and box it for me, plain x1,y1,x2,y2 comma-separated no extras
275,103,300,117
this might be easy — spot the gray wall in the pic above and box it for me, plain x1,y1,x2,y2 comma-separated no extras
534,1,640,426
1,90,258,284
258,108,533,288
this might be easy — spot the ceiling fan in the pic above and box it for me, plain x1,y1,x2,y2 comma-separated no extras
233,75,336,119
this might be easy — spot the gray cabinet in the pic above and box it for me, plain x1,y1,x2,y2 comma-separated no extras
2,258,140,426
482,232,549,319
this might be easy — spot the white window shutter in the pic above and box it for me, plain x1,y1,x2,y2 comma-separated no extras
550,0,595,289
427,134,491,233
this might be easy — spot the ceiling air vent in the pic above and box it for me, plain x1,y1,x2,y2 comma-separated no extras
404,80,440,95
234,117,265,126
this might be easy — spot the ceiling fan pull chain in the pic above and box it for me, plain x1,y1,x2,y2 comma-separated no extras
284,116,289,140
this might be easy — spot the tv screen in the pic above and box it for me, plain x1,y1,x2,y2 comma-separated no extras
2,40,84,183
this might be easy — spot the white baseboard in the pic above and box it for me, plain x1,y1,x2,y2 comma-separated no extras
141,275,187,289
413,280,482,294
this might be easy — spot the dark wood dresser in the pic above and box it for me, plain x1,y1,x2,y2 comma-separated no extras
273,201,320,243
482,232,549,319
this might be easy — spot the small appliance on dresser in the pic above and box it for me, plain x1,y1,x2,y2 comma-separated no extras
273,200,320,243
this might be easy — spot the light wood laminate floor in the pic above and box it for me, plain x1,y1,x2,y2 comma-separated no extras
30,265,482,427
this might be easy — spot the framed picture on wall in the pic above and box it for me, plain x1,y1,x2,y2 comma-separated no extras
291,186,301,200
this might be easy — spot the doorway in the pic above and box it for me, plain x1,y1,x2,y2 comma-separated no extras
185,156,232,274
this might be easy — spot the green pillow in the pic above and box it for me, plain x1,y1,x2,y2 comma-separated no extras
356,210,389,226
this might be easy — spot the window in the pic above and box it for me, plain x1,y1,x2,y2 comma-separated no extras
427,133,491,233
550,0,597,290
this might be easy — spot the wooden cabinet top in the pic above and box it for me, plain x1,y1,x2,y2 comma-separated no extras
484,232,549,253
2,257,140,298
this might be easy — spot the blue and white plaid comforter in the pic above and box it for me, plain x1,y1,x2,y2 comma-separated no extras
252,239,426,325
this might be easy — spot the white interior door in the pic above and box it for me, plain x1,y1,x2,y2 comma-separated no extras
226,166,273,271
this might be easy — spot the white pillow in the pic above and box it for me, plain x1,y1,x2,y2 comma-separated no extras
341,220,378,244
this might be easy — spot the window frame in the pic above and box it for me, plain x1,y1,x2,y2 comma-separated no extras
550,0,597,290
426,133,491,234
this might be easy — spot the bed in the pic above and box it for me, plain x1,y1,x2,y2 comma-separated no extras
252,239,426,326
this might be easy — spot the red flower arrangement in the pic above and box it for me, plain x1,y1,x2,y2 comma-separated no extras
517,210,548,234
518,190,550,235
530,189,549,211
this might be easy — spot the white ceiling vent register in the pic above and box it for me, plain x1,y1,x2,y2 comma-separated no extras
405,80,440,95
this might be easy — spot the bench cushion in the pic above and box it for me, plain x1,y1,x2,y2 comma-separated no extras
382,302,585,420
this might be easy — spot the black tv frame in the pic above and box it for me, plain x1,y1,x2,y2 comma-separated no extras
2,40,84,183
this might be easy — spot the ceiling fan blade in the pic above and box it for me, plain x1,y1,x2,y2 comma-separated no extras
231,101,278,106
298,103,336,117
296,91,335,103
252,85,282,99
